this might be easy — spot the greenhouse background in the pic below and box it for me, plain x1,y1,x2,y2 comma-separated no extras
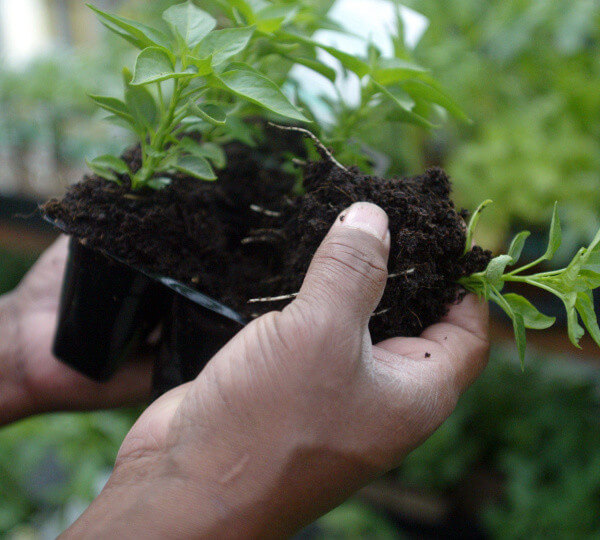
1,0,600,538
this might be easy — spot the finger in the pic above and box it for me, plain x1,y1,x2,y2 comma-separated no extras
420,294,490,391
296,202,390,328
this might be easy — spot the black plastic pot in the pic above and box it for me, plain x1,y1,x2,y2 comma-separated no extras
54,237,170,381
47,217,247,392
153,293,245,398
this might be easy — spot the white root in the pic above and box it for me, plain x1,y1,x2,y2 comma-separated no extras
250,204,282,218
267,123,349,173
248,292,299,304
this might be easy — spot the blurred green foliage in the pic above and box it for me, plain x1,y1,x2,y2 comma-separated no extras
399,349,600,537
0,248,36,295
402,0,600,249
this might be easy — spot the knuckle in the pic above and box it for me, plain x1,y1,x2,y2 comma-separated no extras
317,236,388,290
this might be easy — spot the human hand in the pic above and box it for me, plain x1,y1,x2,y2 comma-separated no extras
0,236,153,425
66,202,489,539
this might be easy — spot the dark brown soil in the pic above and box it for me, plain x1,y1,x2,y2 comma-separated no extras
43,140,491,342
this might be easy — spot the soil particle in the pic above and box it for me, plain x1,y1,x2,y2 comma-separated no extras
43,143,491,342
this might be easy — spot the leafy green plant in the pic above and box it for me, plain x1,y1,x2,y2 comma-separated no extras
86,0,466,190
460,201,600,365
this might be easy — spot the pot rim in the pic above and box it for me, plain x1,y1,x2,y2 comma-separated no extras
44,215,247,327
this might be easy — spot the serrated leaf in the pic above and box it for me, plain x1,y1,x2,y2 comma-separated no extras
125,84,158,128
507,231,530,264
512,312,527,368
373,58,429,85
215,69,308,122
175,155,217,180
503,293,555,330
163,1,216,48
464,199,493,254
542,202,562,260
196,26,255,66
131,47,191,86
147,177,172,190
372,80,434,129
575,291,600,347
190,102,227,125
485,255,512,290
400,79,470,123
88,4,171,49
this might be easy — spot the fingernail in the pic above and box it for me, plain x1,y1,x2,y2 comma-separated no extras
337,202,389,242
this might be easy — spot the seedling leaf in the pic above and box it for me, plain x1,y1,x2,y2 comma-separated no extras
216,69,309,122
175,155,217,181
196,26,255,66
507,231,530,264
464,199,493,254
542,202,562,260
190,102,227,125
503,294,555,330
131,47,191,86
163,1,216,48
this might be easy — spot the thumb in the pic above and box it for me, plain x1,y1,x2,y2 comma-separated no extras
296,202,390,328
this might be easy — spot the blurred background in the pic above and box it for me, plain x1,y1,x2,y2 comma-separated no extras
1,0,600,538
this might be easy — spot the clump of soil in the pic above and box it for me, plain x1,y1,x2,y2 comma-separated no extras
43,140,491,342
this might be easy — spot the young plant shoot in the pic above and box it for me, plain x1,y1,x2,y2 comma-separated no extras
460,201,600,366
86,1,464,190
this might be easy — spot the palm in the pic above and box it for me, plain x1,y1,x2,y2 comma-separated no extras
1,236,153,425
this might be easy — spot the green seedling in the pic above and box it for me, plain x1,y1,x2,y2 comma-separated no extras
460,201,600,366
86,1,311,190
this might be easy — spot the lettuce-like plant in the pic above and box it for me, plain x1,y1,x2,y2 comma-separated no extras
461,201,600,365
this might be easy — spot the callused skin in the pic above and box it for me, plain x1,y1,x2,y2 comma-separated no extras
61,202,489,539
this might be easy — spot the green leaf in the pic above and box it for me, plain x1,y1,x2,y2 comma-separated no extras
216,69,309,122
255,5,298,33
507,231,530,264
575,291,600,347
278,31,370,78
578,269,600,289
86,158,120,184
373,58,428,85
512,312,527,368
222,116,256,146
226,0,257,23
131,47,191,86
175,155,217,180
163,1,216,48
89,94,134,120
197,26,255,66
372,80,434,129
87,4,171,49
186,55,214,76
464,200,493,254
147,177,172,190
485,255,512,290
283,55,337,82
89,155,130,175
190,102,227,125
400,80,470,123
542,202,562,260
104,114,140,135
503,293,555,330
564,292,584,348
180,138,226,168
125,84,158,128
